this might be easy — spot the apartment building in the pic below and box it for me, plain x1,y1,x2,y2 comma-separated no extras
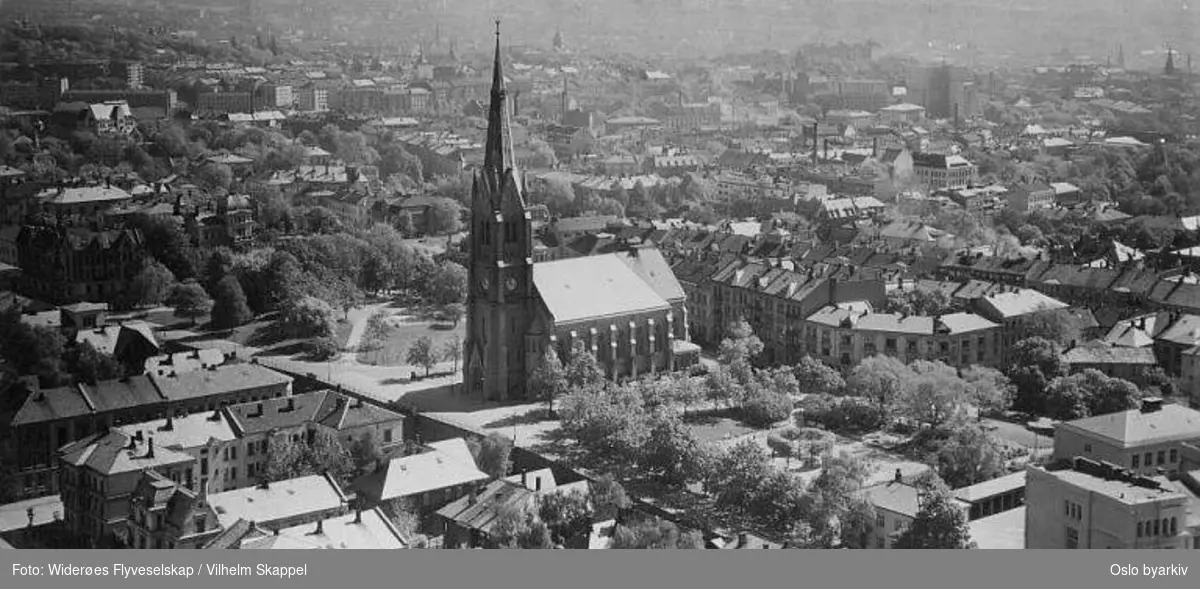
911,153,978,190
1053,398,1200,476
1025,457,1197,549
804,306,1001,369
58,430,195,547
7,363,293,498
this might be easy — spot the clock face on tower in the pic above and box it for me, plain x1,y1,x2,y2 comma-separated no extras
505,277,517,292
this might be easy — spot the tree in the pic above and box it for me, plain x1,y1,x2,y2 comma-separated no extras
590,474,631,521
891,479,976,549
961,366,1013,418
278,296,336,339
196,162,233,193
704,364,743,409
263,435,309,482
468,433,513,479
426,262,468,305
210,275,253,329
0,313,69,387
406,336,438,377
1006,337,1067,415
740,385,794,428
883,288,959,316
929,424,1006,488
793,355,845,396
442,302,465,327
1012,308,1082,347
126,259,176,308
128,214,199,280
308,430,356,485
427,197,464,235
65,341,124,385
538,488,594,545
442,335,463,373
530,347,569,415
640,414,710,487
717,319,764,379
805,453,872,546
305,337,340,361
1043,373,1092,420
702,439,773,511
263,251,305,311
848,355,913,415
611,519,703,549
382,497,424,545
839,498,878,549
490,504,554,549
559,383,650,460
900,360,969,429
168,281,213,326
564,340,605,389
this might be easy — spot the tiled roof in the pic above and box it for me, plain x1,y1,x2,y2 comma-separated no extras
59,430,194,475
116,411,238,450
1063,343,1157,365
12,376,165,426
152,363,292,402
1058,404,1200,448
436,479,538,537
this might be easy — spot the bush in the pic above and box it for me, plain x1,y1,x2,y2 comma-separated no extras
305,337,340,361
741,390,794,428
805,398,887,435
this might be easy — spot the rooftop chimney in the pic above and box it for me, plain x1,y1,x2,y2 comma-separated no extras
145,437,155,459
737,532,749,549
163,415,174,431
894,468,903,483
1140,397,1163,413
354,509,362,524
258,478,270,490
312,519,323,535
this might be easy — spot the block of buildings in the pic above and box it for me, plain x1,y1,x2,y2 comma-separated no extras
859,470,971,549
804,306,1000,369
210,508,408,549
1052,398,1200,476
352,438,490,522
58,430,196,547
207,473,350,531
1025,456,1198,549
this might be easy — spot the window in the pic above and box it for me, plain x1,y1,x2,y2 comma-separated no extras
230,467,237,482
893,519,903,531
1065,527,1079,549
195,516,207,533
876,514,885,528
1084,444,1092,454
384,429,393,443
1137,522,1143,538
247,443,255,457
1145,452,1153,466
1157,451,1165,466
1132,455,1140,468
1154,520,1160,536
1170,517,1177,536
1170,449,1178,463
876,537,885,549
231,446,238,461
1064,500,1070,516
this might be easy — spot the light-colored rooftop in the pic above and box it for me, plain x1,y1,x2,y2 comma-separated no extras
1058,403,1200,448
981,289,1068,319
1047,468,1184,504
969,506,1026,549
954,471,1027,503
352,438,489,502
533,253,670,324
115,411,237,451
241,508,406,549
208,474,347,528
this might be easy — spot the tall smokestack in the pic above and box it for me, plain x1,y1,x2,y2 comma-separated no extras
812,123,819,162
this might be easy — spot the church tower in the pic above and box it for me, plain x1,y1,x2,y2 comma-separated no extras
464,21,536,402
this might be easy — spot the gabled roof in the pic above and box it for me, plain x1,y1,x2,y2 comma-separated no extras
1062,343,1157,366
241,508,407,549
980,289,1068,319
533,254,670,324
12,375,165,426
152,364,292,403
613,248,686,303
353,438,489,503
436,479,537,537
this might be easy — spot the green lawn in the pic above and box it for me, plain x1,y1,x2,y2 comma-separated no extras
356,313,466,372
683,411,759,445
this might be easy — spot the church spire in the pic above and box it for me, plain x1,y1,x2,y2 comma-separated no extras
484,20,516,178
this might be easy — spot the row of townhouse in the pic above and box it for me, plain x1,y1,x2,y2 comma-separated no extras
54,388,407,548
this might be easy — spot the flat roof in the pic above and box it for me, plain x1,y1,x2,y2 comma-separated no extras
969,506,1026,549
208,474,346,528
954,471,1027,503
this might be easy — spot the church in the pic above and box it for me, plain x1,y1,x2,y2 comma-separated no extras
464,24,699,402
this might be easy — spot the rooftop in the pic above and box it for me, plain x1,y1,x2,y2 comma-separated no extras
953,471,1027,503
1062,344,1158,366
208,474,347,528
240,508,406,550
59,431,194,476
533,253,670,324
1057,403,1200,448
968,506,1025,549
352,438,489,502
115,411,237,451
980,289,1068,319
151,363,292,402
37,185,133,206
1039,466,1184,504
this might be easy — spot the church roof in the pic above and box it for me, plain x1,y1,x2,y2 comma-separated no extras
534,254,671,325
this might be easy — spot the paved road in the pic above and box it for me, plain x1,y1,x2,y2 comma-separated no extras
982,418,1053,455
